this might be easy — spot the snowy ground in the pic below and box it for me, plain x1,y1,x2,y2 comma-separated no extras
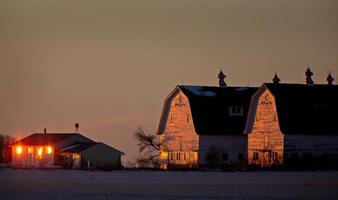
0,169,337,200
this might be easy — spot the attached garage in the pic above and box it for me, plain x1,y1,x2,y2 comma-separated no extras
59,142,124,169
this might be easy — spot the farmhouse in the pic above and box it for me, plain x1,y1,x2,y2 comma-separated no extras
12,125,124,169
158,69,338,169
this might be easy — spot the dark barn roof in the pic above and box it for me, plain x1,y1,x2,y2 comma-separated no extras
265,83,338,135
17,133,82,146
179,85,258,135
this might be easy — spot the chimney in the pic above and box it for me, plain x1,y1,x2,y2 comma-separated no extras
44,128,47,135
75,123,79,133
327,73,334,86
305,68,314,86
272,73,281,84
218,69,227,88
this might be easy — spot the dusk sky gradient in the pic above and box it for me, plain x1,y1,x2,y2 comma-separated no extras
1,0,338,162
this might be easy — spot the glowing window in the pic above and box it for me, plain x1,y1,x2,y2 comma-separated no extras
46,146,52,154
37,147,43,157
28,147,32,154
16,146,22,154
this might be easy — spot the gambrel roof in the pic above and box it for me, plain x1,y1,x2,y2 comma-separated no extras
265,83,338,135
178,85,258,135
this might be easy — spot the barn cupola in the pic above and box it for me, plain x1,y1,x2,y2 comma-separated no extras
218,69,227,88
327,73,334,85
272,73,281,84
305,68,314,86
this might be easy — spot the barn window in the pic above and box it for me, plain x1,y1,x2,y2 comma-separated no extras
222,153,228,161
315,103,328,110
183,153,187,160
273,152,278,160
180,153,184,160
169,153,175,160
229,106,244,116
253,152,259,160
238,153,244,161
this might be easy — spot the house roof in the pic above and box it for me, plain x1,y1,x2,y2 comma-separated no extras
178,85,258,135
16,133,81,146
59,142,97,153
265,83,338,135
59,142,125,155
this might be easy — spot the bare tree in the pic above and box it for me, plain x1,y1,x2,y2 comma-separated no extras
0,134,16,163
134,127,161,168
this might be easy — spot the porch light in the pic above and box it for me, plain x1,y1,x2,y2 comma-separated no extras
16,146,22,154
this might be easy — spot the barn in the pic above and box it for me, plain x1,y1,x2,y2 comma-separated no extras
12,125,124,169
158,69,338,169
245,71,338,168
157,71,257,169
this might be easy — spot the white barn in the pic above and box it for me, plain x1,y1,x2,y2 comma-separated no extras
157,71,257,169
158,69,338,169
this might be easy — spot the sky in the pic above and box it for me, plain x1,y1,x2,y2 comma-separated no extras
1,0,338,163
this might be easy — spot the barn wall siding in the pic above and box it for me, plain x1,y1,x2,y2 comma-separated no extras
285,135,338,154
159,90,199,168
284,135,338,168
247,89,284,166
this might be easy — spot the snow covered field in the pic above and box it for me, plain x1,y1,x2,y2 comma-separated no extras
1,169,337,200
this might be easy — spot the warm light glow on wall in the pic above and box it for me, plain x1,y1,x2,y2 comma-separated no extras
28,147,32,154
46,146,52,154
16,146,22,154
160,151,168,159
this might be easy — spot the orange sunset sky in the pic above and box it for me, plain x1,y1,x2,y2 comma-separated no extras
1,0,338,162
